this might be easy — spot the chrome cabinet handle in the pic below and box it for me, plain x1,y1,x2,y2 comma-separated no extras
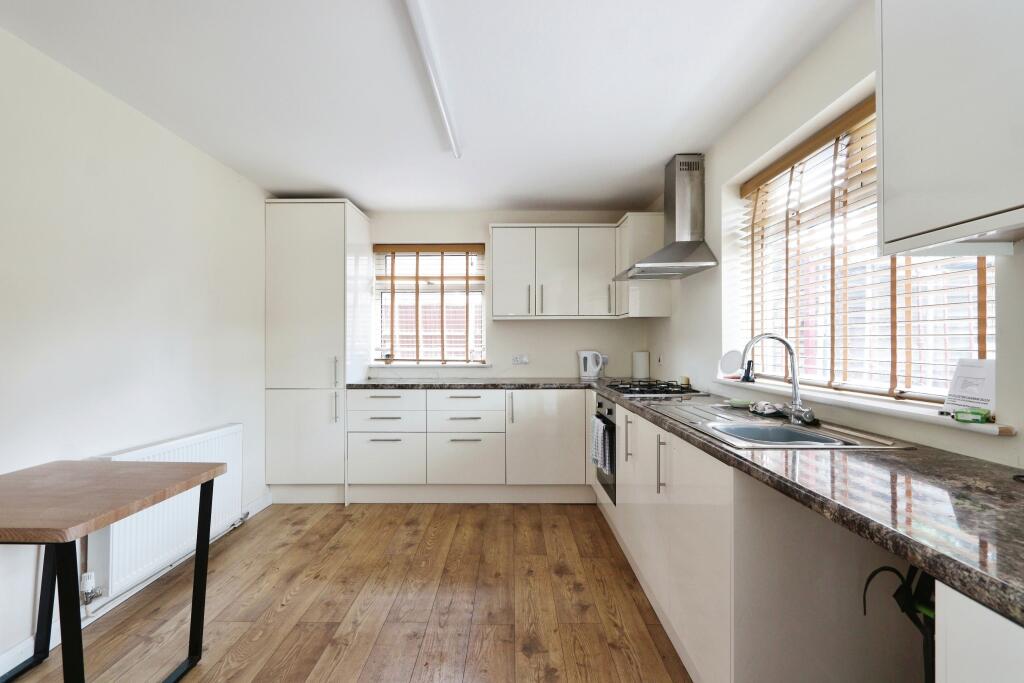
527,285,531,314
369,395,400,399
333,392,339,423
509,393,515,424
369,416,402,420
450,438,482,442
656,436,666,494
540,284,544,314
369,438,402,442
608,284,612,313
449,395,481,399
449,416,481,421
624,416,632,461
333,356,339,387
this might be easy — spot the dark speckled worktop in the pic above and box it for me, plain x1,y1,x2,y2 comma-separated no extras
350,376,1024,626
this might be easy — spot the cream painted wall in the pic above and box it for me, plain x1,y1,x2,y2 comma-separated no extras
0,26,267,655
369,210,649,378
645,0,1024,467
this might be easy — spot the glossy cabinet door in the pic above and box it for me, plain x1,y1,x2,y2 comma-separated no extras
266,389,344,484
578,227,616,315
535,227,579,316
491,227,535,317
879,1,1024,251
614,408,639,555
506,389,585,484
936,582,1024,683
614,213,671,317
666,435,733,683
632,417,670,603
266,202,345,388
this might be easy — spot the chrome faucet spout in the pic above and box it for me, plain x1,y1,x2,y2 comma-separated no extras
740,333,815,425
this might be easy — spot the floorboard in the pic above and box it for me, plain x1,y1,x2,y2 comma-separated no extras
18,503,690,683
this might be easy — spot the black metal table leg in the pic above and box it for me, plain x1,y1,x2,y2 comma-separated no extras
0,545,57,682
164,479,214,683
54,541,85,683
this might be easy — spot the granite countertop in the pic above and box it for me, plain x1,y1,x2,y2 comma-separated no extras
347,377,592,390
350,376,1024,625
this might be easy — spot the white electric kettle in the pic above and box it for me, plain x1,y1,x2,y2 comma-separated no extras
577,350,607,380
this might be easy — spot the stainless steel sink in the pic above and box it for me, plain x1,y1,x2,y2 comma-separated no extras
706,422,855,447
640,398,913,450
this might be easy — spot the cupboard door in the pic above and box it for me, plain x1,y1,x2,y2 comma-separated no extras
666,436,733,683
266,389,344,484
347,433,426,484
879,1,1024,248
535,228,579,316
936,583,1024,683
266,202,345,388
579,227,616,315
506,389,585,484
491,227,535,317
632,418,669,601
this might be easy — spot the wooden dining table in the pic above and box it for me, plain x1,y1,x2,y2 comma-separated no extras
0,459,225,683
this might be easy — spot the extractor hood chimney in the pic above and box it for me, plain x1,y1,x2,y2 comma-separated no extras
614,154,718,280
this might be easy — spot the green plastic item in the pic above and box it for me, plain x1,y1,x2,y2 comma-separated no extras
728,398,751,409
954,407,992,423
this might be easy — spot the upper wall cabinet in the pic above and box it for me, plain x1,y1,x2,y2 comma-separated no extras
615,213,671,318
491,227,536,316
878,0,1024,253
490,220,669,320
266,201,346,388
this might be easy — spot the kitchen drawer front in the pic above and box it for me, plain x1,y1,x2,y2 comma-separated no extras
347,433,426,484
347,410,426,433
427,410,505,433
427,389,505,411
347,389,426,411
427,433,506,484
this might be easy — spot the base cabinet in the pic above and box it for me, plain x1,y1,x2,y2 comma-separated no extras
266,389,344,484
506,389,585,484
347,433,426,484
936,582,1024,683
427,433,505,484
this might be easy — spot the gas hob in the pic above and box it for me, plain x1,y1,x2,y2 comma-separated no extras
604,379,708,398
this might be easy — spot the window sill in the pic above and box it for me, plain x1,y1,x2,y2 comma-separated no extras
712,378,1016,437
369,362,492,369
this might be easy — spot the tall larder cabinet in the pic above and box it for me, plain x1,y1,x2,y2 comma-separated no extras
265,199,371,486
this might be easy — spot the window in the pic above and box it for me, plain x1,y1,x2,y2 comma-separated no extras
374,244,486,364
737,98,995,401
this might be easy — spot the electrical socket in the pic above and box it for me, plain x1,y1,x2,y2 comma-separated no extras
511,354,529,366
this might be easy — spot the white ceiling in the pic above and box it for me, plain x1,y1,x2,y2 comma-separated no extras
0,0,858,211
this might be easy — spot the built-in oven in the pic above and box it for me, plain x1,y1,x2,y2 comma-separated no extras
594,397,616,505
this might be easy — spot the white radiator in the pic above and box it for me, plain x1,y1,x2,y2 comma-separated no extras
86,424,243,610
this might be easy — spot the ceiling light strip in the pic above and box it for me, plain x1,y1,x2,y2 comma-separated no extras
404,0,462,159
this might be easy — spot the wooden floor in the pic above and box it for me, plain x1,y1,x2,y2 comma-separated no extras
23,503,692,682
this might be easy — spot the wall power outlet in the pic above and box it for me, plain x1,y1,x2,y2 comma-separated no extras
511,354,529,365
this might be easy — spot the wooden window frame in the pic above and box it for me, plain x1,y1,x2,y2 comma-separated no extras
374,244,486,364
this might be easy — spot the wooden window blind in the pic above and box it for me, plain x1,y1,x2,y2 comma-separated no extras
374,244,487,364
738,107,995,401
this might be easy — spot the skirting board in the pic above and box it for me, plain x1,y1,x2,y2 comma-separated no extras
269,484,597,504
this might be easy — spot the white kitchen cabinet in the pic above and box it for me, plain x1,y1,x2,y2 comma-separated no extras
427,389,505,411
878,0,1024,253
491,227,536,317
615,407,639,546
665,435,733,683
427,433,506,484
579,226,617,316
631,417,671,602
506,389,585,484
266,202,346,389
615,213,671,317
427,411,505,433
347,389,426,411
936,582,1024,683
266,389,344,484
347,433,426,484
346,410,426,433
535,227,579,316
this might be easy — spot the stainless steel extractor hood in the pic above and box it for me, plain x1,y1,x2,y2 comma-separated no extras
615,153,718,280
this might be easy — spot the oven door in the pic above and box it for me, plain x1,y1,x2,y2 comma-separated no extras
594,412,616,505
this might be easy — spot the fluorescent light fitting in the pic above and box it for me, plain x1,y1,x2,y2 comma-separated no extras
404,0,461,159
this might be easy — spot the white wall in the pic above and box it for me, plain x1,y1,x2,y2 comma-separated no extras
645,0,1024,467
0,27,267,655
368,210,649,378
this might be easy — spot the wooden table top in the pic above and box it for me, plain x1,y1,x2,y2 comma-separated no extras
0,460,225,543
